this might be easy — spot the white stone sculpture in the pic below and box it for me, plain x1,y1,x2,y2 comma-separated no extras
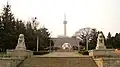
96,31,106,50
15,34,26,50
62,43,72,50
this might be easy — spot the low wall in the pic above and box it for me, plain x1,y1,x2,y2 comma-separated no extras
7,50,33,57
89,49,115,57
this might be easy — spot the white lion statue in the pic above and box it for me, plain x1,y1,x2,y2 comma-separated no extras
15,34,26,50
96,31,106,49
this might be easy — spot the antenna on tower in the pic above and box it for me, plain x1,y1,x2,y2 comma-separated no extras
63,13,67,36
64,13,66,21
63,13,67,24
7,0,9,4
6,0,10,7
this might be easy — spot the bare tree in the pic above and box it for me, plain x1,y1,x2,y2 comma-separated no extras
74,27,97,50
31,17,39,30
74,27,96,40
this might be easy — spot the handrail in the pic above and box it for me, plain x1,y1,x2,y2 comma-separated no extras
16,56,28,67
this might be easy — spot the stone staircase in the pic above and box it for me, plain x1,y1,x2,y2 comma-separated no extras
19,57,98,67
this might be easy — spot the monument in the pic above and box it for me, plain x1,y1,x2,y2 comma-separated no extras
7,34,33,57
89,31,115,57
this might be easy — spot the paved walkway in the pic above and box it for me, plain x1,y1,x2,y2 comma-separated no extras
33,52,89,57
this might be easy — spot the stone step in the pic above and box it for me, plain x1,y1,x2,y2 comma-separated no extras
19,57,98,67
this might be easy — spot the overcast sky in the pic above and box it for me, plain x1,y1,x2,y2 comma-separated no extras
0,0,120,37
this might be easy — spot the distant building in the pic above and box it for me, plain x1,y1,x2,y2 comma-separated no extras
52,36,79,49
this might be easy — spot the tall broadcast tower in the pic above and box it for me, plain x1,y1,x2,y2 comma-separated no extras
63,14,67,36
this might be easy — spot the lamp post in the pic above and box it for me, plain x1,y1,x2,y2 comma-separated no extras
49,32,52,53
37,36,39,52
32,17,39,52
76,37,81,51
50,37,51,53
78,40,80,51
86,36,89,51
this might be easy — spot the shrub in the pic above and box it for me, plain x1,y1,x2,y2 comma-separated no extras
79,50,89,55
33,51,49,55
54,47,60,51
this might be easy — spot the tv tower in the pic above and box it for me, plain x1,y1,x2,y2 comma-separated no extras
63,14,67,36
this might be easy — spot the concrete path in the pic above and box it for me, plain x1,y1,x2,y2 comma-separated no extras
33,52,89,57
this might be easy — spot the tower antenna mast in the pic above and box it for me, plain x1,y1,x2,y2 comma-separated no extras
63,13,67,36
64,13,66,21
7,0,9,4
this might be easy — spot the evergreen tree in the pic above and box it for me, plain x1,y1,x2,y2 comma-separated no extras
25,20,54,51
0,3,53,52
0,3,16,50
88,29,98,50
106,32,113,48
0,3,26,51
113,33,120,48
25,22,36,51
39,27,50,50
107,32,112,39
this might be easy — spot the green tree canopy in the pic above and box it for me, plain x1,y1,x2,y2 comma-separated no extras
106,32,113,48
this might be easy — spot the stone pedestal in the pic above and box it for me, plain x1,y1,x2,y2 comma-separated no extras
89,49,115,57
7,50,33,57
96,44,106,50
